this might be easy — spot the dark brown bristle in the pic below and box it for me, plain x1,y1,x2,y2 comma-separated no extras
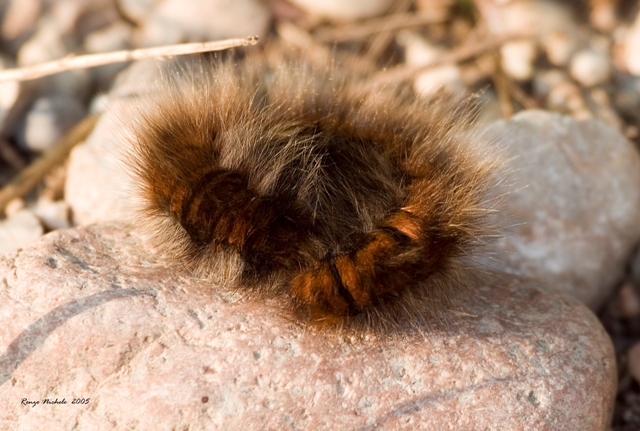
121,54,503,330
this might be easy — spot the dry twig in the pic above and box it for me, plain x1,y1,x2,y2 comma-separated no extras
278,22,376,73
363,0,415,65
491,53,514,118
314,10,447,43
361,33,532,91
506,78,539,110
0,36,259,212
0,116,97,213
0,37,259,83
0,139,26,170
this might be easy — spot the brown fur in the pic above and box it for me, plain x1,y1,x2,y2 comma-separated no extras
122,54,502,330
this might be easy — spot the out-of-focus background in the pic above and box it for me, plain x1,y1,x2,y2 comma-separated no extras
0,0,639,428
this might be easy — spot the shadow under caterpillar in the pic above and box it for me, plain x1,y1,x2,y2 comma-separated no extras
121,54,503,330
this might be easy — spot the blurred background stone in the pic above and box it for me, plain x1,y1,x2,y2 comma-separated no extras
0,209,43,254
64,60,162,225
32,199,71,231
0,0,41,55
397,30,464,97
116,0,161,24
133,0,272,47
287,0,394,20
16,94,86,152
570,48,611,87
482,110,640,310
624,10,640,76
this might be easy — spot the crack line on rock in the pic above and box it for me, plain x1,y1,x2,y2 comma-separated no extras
54,244,99,273
357,374,532,430
0,288,155,386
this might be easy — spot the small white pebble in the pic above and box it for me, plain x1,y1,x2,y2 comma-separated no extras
4,198,25,217
117,0,156,24
0,57,20,132
33,199,71,231
542,30,576,66
89,94,110,115
625,11,640,75
570,49,611,87
398,31,464,97
287,0,393,20
17,95,86,152
0,209,43,254
500,40,537,81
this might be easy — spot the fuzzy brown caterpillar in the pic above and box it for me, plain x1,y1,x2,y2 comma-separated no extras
122,55,501,328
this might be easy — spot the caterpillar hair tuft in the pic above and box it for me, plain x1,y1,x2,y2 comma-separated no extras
120,54,504,330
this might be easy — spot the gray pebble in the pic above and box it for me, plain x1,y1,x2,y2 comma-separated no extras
117,0,158,24
1,0,41,53
65,60,164,225
287,0,394,20
33,199,71,231
134,0,271,47
17,94,86,152
483,110,640,309
84,21,134,90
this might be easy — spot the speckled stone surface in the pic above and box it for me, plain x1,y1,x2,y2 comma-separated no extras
0,223,616,430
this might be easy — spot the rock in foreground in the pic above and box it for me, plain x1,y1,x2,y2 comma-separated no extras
0,224,615,430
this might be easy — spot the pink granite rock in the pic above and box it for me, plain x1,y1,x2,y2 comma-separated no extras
0,223,616,430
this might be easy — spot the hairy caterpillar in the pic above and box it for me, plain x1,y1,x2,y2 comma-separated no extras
121,54,502,328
